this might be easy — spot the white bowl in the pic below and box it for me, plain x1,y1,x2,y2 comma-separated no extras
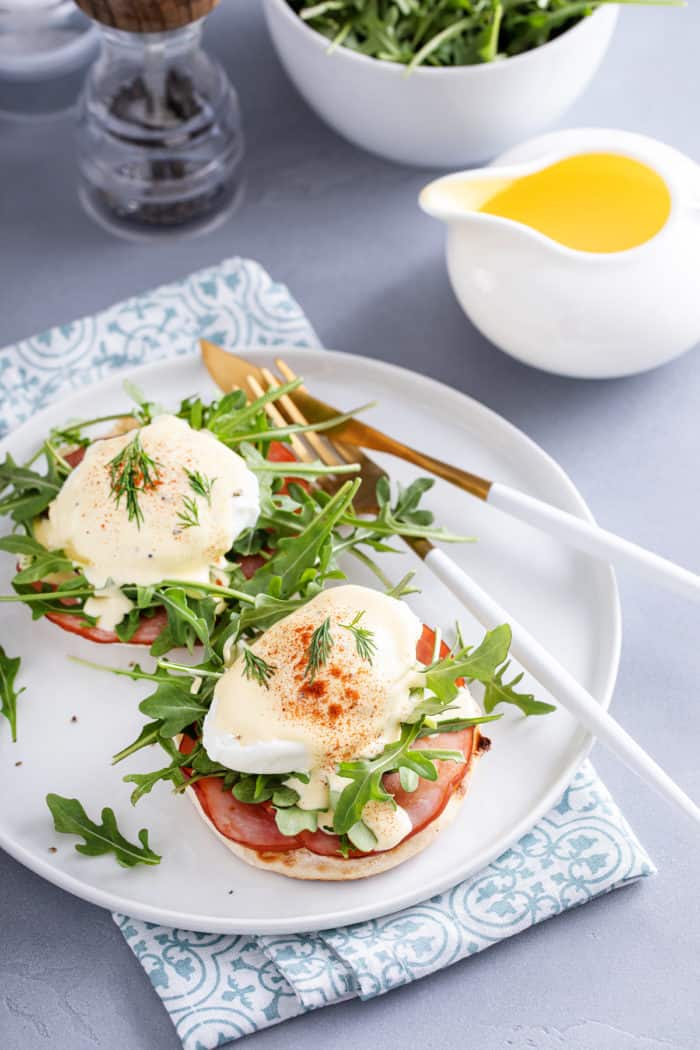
263,0,618,167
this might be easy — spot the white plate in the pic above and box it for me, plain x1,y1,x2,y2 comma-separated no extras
0,349,620,934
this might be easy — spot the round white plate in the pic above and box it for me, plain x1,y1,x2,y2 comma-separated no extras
0,349,620,933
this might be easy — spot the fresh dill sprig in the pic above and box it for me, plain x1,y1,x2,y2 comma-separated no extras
177,470,215,528
242,648,277,689
186,469,215,506
107,433,161,529
304,616,333,681
177,495,200,530
339,610,376,665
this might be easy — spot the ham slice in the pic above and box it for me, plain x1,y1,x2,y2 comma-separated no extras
45,606,168,645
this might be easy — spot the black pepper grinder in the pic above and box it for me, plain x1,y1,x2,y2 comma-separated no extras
73,0,244,238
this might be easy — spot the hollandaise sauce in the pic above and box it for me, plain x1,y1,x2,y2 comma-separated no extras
477,152,672,253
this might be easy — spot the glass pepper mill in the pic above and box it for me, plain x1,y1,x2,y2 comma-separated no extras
73,0,244,238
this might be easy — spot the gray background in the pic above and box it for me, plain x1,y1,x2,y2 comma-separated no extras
1,2,699,1047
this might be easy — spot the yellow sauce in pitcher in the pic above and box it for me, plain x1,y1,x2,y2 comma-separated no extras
476,152,671,254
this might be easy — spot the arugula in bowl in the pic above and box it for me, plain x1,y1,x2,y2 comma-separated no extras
289,0,678,71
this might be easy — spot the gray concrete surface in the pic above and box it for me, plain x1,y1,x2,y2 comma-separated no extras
0,2,699,1047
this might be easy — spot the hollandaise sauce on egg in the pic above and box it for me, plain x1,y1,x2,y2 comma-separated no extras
202,584,481,853
35,414,260,630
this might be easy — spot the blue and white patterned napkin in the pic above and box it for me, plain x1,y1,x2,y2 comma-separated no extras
113,764,652,1048
0,257,654,1050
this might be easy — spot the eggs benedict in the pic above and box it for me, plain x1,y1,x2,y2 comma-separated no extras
35,414,260,631
185,584,493,879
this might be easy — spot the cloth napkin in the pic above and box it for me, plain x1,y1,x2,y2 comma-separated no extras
0,257,655,1050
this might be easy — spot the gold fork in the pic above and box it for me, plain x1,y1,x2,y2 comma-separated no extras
229,355,700,827
202,338,700,605
245,364,433,563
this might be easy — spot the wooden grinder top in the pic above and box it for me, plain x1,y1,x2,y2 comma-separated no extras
73,0,221,33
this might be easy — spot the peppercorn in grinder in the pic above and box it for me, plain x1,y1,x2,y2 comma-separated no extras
74,0,244,237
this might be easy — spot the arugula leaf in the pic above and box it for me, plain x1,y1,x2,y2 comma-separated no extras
0,534,75,585
111,586,161,642
483,661,556,716
0,646,24,742
242,479,360,599
231,772,280,804
45,794,161,867
183,378,368,455
204,379,303,443
240,442,359,479
418,714,502,736
123,753,188,804
152,588,217,656
186,745,232,777
0,451,63,524
0,533,52,557
424,624,512,702
2,584,96,624
230,525,269,557
236,593,310,635
112,721,162,764
114,606,149,643
342,476,473,545
332,717,470,837
333,721,422,834
272,785,301,808
390,476,435,525
424,624,555,716
0,535,99,627
138,679,209,737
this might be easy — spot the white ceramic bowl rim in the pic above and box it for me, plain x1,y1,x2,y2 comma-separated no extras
422,139,690,263
267,0,616,78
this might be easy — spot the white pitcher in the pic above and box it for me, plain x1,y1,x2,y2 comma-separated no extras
420,129,700,378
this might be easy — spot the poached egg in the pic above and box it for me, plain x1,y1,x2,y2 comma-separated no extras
36,414,260,628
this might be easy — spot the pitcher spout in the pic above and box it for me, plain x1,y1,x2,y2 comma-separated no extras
419,160,544,224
